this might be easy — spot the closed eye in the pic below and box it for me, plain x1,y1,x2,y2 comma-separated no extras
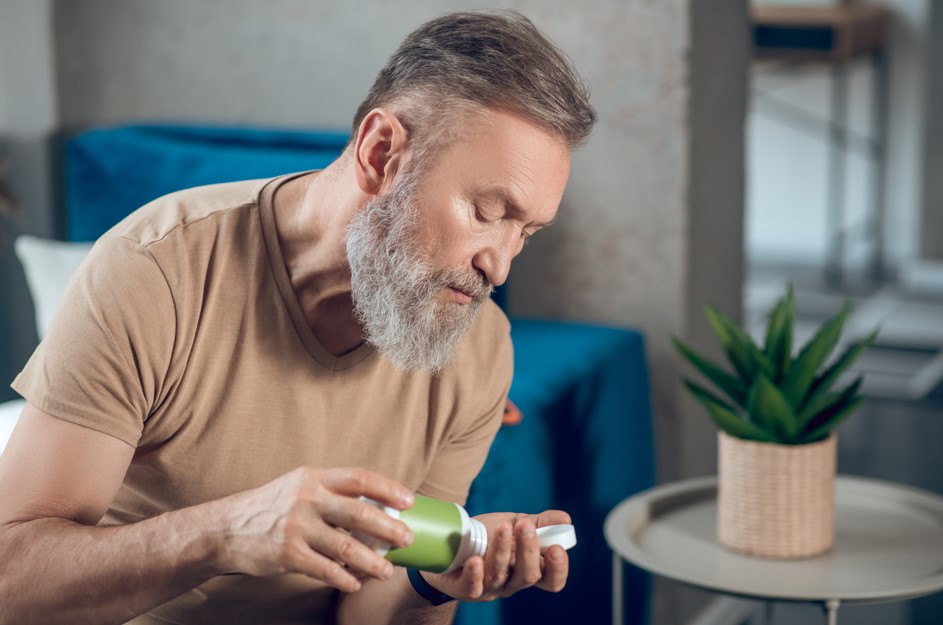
474,201,502,224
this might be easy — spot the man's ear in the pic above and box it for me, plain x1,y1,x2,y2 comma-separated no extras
353,108,408,196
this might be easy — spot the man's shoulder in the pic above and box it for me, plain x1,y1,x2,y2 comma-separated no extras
107,177,272,247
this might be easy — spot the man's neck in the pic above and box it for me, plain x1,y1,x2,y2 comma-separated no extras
272,164,368,356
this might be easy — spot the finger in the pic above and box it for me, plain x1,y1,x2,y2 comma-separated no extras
304,520,395,581
482,522,513,593
458,555,485,600
535,509,571,527
319,494,413,549
282,541,364,593
537,545,569,593
322,467,414,510
507,518,542,593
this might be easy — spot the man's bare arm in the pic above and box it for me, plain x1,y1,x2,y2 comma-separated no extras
0,403,414,625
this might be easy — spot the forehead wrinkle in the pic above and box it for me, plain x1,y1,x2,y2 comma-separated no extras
506,169,533,199
500,163,537,214
507,141,538,185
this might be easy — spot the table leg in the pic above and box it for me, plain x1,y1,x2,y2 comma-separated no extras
612,552,623,625
824,598,841,625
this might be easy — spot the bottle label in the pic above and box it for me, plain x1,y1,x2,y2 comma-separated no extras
386,494,462,573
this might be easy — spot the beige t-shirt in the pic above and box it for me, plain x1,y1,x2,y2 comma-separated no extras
12,175,513,625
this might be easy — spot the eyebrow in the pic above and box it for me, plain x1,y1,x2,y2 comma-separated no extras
476,188,556,229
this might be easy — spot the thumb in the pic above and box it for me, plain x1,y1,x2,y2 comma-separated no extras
535,509,571,527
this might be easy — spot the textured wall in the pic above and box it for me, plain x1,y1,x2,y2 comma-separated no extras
56,0,410,129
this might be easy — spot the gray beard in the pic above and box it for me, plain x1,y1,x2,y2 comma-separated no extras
345,168,493,374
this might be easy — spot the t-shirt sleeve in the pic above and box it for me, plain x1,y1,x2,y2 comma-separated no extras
417,321,513,506
11,235,176,447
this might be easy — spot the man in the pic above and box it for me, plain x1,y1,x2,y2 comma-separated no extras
0,10,595,625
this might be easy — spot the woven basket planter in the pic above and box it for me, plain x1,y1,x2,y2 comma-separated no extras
717,430,837,559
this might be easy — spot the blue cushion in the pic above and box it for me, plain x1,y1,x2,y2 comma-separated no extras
65,124,350,242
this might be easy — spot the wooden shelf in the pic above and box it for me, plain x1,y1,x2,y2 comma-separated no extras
752,4,891,62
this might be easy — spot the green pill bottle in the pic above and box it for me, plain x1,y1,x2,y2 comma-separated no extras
355,494,487,574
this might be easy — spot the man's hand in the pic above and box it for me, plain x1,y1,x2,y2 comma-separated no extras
213,466,415,592
420,509,570,601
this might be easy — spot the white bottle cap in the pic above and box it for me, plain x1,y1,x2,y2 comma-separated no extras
443,506,488,574
536,524,577,552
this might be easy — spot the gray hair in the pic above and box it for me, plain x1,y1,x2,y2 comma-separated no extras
351,9,596,156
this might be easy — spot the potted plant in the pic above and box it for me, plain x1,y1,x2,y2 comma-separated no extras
673,287,878,558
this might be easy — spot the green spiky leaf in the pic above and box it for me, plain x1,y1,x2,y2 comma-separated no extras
746,342,776,383
780,303,852,408
683,379,775,442
799,376,862,433
798,328,878,416
763,286,794,383
706,306,775,384
672,336,748,407
797,395,865,444
683,289,874,445
705,306,753,382
746,373,800,441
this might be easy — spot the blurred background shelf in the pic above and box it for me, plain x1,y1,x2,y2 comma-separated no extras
751,2,892,287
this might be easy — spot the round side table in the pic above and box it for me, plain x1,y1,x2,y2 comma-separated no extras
604,475,943,625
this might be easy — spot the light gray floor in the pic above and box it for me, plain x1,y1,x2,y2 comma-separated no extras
742,268,943,625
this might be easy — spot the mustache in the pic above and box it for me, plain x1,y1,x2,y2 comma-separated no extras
436,268,494,302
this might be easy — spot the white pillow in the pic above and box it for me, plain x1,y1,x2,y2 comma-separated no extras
14,235,93,339
0,399,25,456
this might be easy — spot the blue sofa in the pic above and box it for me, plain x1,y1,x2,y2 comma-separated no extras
64,124,655,625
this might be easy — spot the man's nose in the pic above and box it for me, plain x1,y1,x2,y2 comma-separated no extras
472,232,520,288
